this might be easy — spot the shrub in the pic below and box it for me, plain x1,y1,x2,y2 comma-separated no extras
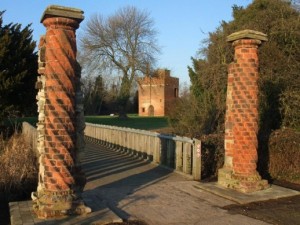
201,133,224,180
168,95,203,138
280,90,300,130
0,133,38,200
268,128,300,184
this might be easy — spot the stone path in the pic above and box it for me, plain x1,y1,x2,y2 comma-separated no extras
10,140,299,224
81,141,269,225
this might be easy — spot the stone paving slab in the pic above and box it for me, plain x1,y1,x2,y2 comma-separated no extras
9,196,122,225
81,142,271,225
97,179,271,225
193,182,300,204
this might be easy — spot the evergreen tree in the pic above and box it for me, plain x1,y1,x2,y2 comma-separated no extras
0,11,38,122
82,75,106,115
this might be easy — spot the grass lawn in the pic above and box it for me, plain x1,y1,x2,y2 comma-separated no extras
85,115,169,130
17,115,169,131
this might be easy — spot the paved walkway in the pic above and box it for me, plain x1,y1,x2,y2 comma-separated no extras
10,140,300,225
81,141,269,225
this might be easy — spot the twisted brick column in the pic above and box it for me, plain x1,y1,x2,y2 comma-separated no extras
218,30,269,193
32,5,90,218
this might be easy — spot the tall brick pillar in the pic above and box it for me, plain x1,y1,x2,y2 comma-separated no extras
32,5,91,218
218,30,269,193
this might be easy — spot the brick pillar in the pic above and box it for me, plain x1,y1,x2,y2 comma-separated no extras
32,5,91,218
218,30,269,193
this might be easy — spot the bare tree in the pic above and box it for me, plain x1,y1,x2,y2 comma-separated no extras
81,6,160,118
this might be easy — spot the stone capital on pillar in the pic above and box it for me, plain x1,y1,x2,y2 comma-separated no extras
218,29,269,193
228,30,267,53
41,5,84,31
226,29,268,42
41,5,84,22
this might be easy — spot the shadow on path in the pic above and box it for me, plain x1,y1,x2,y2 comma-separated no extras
81,141,177,220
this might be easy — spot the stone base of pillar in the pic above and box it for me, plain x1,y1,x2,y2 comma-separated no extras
218,168,269,193
32,190,91,219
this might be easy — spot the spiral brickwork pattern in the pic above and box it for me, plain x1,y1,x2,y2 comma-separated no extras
229,39,261,176
42,17,78,191
218,30,269,193
32,6,91,218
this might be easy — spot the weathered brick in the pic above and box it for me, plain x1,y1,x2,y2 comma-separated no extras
218,30,269,192
138,69,179,116
33,5,90,218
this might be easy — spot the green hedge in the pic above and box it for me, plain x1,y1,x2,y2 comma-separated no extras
268,128,300,184
201,133,224,180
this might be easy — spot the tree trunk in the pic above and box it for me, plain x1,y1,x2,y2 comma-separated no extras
117,73,131,119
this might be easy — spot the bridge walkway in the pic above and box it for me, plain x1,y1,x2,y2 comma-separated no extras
11,139,283,225
80,140,269,225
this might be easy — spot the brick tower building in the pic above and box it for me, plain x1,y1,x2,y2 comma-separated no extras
138,69,179,116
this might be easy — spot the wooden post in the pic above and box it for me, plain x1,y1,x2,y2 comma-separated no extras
153,137,161,164
192,139,201,181
183,142,192,174
175,141,183,172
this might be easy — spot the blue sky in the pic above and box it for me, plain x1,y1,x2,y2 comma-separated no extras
1,0,251,85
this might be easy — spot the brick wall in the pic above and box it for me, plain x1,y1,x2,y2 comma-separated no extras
164,75,179,115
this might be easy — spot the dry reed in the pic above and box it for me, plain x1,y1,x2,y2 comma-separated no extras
0,133,38,200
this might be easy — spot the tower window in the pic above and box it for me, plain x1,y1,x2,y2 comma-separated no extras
174,88,178,97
